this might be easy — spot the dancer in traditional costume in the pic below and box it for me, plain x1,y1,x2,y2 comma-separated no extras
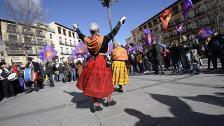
112,43,129,92
73,16,126,112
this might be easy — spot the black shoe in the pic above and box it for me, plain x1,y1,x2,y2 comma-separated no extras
104,100,117,107
95,106,103,111
118,88,124,93
90,105,103,113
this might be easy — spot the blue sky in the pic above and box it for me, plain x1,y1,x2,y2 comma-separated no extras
0,0,177,45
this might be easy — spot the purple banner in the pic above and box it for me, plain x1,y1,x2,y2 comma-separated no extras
143,28,152,45
183,0,193,19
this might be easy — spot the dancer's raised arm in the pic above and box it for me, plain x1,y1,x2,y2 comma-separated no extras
73,24,86,42
104,16,126,43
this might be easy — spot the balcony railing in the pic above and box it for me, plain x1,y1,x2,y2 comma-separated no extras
6,49,24,54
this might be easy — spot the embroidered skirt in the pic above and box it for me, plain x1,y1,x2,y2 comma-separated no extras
76,55,114,98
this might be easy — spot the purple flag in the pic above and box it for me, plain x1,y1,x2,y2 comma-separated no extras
38,45,57,61
135,44,143,52
70,41,89,59
176,24,183,33
197,27,214,38
143,28,152,45
183,0,193,19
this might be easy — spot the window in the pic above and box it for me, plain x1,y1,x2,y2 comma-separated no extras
50,34,52,39
69,31,71,37
8,35,17,41
51,43,54,47
60,47,63,53
66,48,69,54
72,32,75,38
148,22,152,28
59,37,62,43
58,27,61,34
37,38,43,44
63,29,66,36
7,24,16,32
153,19,158,26
65,38,67,43
36,30,43,36
173,6,179,15
24,37,31,42
192,0,202,4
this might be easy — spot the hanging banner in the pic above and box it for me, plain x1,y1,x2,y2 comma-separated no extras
183,0,193,20
143,28,152,45
160,9,172,30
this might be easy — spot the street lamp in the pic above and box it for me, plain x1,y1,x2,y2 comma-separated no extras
99,0,118,44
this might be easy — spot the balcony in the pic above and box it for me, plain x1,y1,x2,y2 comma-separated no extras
5,41,24,47
6,49,24,54
22,30,34,36
36,33,45,38
7,29,17,33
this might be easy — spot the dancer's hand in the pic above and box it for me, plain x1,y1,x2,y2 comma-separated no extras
119,16,126,24
73,24,78,30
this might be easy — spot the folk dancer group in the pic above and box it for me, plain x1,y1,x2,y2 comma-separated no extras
74,16,129,112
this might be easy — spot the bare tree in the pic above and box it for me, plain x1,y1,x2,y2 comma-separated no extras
4,0,45,63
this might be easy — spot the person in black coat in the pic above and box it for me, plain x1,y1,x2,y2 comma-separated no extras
151,41,164,75
208,33,224,69
45,61,56,87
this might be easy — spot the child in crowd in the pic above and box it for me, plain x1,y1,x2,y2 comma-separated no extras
191,49,200,75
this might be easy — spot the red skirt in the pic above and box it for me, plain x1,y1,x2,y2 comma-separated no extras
76,55,114,98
